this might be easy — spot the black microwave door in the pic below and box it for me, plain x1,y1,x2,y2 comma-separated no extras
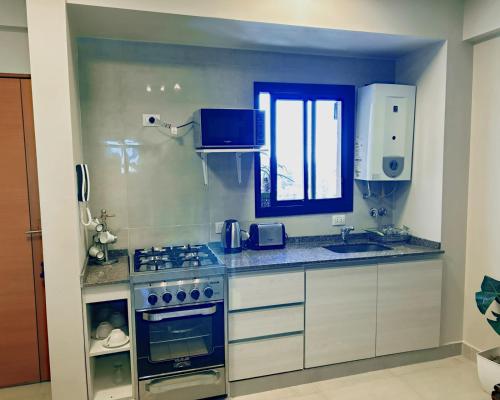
202,109,254,147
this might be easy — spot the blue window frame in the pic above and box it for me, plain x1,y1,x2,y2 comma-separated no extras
254,82,355,217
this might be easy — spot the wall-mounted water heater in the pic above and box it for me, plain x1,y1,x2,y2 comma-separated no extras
354,83,416,181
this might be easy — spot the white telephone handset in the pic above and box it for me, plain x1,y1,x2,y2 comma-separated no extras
76,164,92,226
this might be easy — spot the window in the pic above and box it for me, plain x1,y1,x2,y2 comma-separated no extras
254,82,355,217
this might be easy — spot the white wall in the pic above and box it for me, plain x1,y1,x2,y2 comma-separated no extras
463,0,500,41
0,0,30,73
68,0,463,39
25,1,87,399
394,43,447,242
78,39,395,249
463,35,500,352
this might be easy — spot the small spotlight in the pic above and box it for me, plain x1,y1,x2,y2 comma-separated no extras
160,85,165,92
173,83,182,92
146,85,152,92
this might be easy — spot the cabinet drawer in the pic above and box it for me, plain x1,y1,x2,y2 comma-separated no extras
228,334,304,381
229,304,304,341
228,270,304,311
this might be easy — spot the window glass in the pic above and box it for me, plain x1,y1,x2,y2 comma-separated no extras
312,100,342,199
275,99,304,201
258,92,271,208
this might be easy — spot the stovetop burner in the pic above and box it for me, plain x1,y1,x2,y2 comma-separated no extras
133,244,219,273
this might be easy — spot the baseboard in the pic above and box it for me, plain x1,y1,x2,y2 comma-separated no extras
229,343,462,398
462,341,480,362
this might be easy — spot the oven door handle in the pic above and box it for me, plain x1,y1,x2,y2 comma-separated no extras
145,369,221,394
142,305,217,321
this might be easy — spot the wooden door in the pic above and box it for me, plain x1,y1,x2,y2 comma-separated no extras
21,79,50,382
0,77,49,387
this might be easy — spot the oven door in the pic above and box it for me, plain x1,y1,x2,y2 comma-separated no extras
136,301,225,378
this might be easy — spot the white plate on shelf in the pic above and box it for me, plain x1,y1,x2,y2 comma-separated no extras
102,336,130,349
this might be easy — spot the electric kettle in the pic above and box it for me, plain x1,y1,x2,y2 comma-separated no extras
221,219,242,253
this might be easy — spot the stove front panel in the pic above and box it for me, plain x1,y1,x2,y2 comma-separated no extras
134,276,224,311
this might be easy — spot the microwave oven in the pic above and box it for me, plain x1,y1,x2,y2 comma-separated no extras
193,108,265,148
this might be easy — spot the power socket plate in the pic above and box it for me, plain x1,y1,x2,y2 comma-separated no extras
215,222,224,234
332,214,346,226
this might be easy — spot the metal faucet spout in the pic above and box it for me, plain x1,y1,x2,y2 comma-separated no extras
341,226,354,243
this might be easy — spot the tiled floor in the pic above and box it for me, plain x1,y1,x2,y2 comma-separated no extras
0,356,488,400
0,381,50,400
233,356,489,400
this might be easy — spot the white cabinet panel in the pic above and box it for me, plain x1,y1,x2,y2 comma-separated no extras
305,265,377,368
229,304,304,341
228,270,304,311
376,259,442,356
228,334,304,381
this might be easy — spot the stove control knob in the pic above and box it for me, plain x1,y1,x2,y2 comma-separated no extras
162,292,172,303
190,289,200,300
177,290,187,302
204,286,214,298
147,294,158,305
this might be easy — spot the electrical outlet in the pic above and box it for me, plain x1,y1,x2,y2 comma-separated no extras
332,214,346,226
215,222,224,234
142,114,161,127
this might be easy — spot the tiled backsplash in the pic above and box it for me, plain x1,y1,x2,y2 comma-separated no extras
78,38,395,250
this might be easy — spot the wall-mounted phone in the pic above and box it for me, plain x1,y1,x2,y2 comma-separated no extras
76,164,92,226
76,164,90,202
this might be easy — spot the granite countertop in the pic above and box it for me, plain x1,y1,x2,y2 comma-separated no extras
81,254,130,287
209,235,443,273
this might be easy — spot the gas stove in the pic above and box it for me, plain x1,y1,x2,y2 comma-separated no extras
130,244,225,283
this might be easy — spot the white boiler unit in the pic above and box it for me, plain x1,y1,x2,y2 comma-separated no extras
354,84,416,181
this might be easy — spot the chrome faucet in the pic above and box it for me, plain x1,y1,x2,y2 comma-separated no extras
341,226,354,243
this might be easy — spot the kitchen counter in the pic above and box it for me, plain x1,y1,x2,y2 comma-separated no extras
81,254,130,287
209,235,443,273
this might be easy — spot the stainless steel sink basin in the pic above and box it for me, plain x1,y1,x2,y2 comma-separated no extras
323,243,392,253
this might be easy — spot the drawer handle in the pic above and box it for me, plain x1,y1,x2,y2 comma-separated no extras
229,302,304,314
229,330,303,344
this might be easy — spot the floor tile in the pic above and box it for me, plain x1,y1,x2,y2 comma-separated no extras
0,382,51,400
233,357,488,400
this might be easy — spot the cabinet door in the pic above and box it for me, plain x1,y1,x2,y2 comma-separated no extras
305,265,377,368
376,259,442,356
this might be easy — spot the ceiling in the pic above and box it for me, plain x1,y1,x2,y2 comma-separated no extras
68,4,443,59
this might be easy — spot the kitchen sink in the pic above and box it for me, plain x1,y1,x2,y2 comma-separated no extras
323,243,393,253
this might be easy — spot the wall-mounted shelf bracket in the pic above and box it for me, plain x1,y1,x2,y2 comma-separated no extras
195,148,267,185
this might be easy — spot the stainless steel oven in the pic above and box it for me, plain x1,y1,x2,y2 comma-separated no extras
134,276,226,400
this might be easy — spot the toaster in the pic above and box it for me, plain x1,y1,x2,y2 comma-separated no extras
248,223,286,250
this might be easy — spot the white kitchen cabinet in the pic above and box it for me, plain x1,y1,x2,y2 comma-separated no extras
229,334,304,381
229,304,304,342
376,259,442,356
305,265,377,368
228,269,304,311
228,269,305,381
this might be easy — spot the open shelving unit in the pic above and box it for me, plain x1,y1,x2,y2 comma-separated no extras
82,284,136,400
195,148,267,185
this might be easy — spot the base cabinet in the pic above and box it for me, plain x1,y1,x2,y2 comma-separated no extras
376,259,443,356
305,265,377,368
228,270,305,381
